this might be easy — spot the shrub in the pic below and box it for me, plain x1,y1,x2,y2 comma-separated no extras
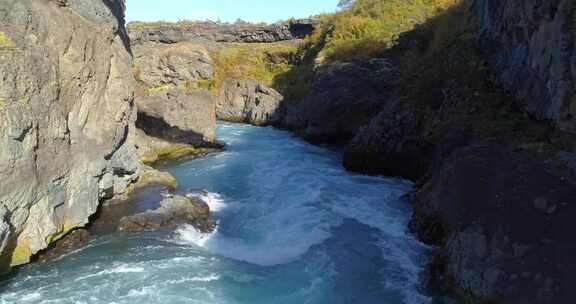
304,0,461,62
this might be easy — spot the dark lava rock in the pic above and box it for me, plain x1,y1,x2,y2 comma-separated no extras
472,0,576,135
118,195,214,233
343,99,433,180
412,142,576,303
284,61,395,144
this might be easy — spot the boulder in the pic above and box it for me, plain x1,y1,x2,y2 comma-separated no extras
118,196,214,233
217,79,284,125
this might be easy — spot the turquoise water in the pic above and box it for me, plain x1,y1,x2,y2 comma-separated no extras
0,122,430,304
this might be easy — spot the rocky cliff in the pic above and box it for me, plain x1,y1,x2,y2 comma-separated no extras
130,22,293,129
473,0,576,135
338,1,576,303
0,0,139,272
129,19,315,45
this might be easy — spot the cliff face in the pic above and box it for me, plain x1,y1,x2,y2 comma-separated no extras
473,0,576,134
129,19,315,45
339,1,576,302
130,22,293,130
0,0,138,271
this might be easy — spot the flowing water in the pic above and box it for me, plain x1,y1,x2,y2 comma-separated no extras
0,122,430,304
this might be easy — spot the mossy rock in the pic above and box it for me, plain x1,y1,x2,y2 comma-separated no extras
10,238,32,266
0,32,15,49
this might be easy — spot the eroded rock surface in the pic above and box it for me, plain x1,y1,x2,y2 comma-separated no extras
217,79,284,125
0,0,138,271
133,42,214,89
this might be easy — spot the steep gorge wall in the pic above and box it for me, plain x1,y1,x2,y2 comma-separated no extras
340,1,576,302
0,0,139,271
473,0,576,134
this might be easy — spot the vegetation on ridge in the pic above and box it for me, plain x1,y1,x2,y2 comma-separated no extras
205,43,298,95
303,0,460,63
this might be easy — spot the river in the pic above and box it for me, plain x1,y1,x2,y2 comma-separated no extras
0,122,430,304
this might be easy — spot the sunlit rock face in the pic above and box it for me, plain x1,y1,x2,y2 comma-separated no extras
0,0,138,271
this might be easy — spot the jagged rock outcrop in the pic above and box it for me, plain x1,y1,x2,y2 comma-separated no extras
217,79,284,125
129,19,315,45
472,0,576,135
285,61,395,143
343,99,432,179
0,0,139,271
133,42,214,89
118,195,214,233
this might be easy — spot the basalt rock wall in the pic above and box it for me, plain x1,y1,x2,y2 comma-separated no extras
0,0,139,272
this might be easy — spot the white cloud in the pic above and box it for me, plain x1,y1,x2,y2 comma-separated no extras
189,10,220,21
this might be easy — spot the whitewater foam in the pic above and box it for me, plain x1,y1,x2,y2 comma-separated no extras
186,190,227,212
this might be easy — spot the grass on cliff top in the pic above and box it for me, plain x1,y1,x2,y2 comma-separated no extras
302,0,460,63
207,43,298,94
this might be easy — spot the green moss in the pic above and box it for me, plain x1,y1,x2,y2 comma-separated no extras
138,169,178,189
302,0,460,63
0,32,15,49
46,224,79,245
19,96,29,104
140,145,200,165
10,238,31,266
195,79,217,91
148,84,172,93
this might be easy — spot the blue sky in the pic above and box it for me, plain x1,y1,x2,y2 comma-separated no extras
126,0,339,23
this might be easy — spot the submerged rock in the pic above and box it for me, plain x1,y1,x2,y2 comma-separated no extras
217,79,284,125
118,196,214,233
